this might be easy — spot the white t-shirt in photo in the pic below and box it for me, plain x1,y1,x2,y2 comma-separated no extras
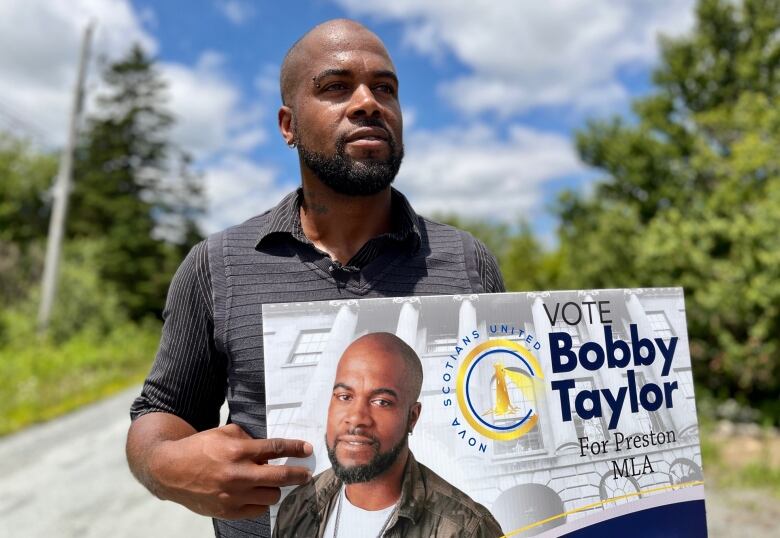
322,487,398,538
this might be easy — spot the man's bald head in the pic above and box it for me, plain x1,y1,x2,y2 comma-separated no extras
279,19,394,106
337,332,423,403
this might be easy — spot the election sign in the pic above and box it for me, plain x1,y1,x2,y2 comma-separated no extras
264,289,708,536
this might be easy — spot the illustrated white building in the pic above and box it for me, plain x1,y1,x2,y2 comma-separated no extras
264,289,703,535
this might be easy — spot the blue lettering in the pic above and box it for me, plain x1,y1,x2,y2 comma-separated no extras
550,332,577,373
551,379,576,421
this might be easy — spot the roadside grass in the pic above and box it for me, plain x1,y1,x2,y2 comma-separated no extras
0,320,159,437
700,418,780,497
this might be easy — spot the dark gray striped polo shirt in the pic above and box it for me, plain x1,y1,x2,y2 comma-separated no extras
130,188,505,537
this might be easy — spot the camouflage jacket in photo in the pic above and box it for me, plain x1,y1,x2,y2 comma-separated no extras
272,452,504,538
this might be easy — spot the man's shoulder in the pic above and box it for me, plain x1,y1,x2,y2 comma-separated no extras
416,461,497,523
209,209,275,242
415,214,462,234
413,215,480,249
278,468,336,515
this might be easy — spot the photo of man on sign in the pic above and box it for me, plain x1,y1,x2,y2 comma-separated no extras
273,332,503,538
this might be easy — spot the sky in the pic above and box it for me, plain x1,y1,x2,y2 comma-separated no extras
0,0,697,243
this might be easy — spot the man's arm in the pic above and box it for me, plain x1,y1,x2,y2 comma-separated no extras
126,240,311,519
126,414,312,520
472,514,504,538
474,238,506,293
465,505,503,538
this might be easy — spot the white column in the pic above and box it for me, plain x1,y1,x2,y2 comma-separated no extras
531,293,577,451
626,291,667,385
625,291,677,433
394,297,421,349
582,292,642,435
455,294,479,337
284,300,359,473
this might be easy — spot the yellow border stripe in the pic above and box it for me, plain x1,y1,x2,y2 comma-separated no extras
501,480,705,537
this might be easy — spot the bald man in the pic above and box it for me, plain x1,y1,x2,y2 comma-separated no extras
274,333,503,538
127,19,505,538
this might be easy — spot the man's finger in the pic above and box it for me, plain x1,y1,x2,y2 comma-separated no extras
243,438,313,462
244,463,312,487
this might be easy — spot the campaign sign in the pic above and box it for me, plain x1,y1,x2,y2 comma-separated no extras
264,289,708,537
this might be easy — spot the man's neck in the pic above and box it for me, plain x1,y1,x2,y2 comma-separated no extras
299,176,393,265
343,451,408,511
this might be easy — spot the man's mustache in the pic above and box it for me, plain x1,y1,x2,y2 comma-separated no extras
336,427,380,446
342,118,394,145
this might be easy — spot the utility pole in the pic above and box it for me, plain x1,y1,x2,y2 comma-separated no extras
37,22,95,334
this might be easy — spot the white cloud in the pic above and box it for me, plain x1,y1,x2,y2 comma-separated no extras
335,0,696,116
402,106,417,130
163,51,267,158
201,155,290,233
396,124,585,221
0,0,277,236
0,1,267,158
216,0,255,25
0,0,156,146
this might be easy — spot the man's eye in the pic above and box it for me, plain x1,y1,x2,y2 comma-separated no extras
375,84,396,95
334,393,351,401
372,399,392,407
324,82,347,91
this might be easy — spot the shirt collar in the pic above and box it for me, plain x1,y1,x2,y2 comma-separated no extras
255,187,421,252
394,451,426,524
309,451,426,526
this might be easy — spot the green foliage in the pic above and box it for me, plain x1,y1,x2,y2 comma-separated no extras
558,0,780,422
0,239,160,435
0,45,205,434
0,135,57,244
3,240,129,343
0,312,159,436
0,136,56,305
69,44,204,319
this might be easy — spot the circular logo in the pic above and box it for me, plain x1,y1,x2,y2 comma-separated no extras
456,339,544,441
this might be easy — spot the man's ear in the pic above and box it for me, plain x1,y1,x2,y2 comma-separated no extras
278,105,294,145
408,402,422,432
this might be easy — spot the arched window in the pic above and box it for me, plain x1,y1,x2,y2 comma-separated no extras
492,484,565,535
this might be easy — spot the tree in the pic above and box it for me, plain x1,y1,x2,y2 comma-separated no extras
434,214,563,292
556,0,780,420
69,45,204,319
0,135,57,304
0,135,57,246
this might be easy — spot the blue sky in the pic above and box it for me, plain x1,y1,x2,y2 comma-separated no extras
0,0,697,243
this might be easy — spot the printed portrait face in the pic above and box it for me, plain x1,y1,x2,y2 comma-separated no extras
325,335,420,483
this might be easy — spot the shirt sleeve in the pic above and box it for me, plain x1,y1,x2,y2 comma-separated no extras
474,238,506,293
471,514,504,538
129,240,226,431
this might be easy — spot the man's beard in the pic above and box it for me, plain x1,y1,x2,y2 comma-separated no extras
326,432,407,484
295,119,404,196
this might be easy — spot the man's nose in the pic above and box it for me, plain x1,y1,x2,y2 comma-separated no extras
346,84,382,119
345,400,374,428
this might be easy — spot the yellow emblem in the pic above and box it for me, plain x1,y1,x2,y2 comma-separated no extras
456,339,544,441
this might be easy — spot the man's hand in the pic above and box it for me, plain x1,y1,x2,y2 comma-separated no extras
127,414,313,520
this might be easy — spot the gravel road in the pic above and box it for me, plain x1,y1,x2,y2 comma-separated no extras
0,386,776,537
